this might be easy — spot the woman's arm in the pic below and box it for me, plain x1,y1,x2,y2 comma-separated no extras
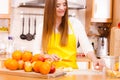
70,17,94,54
70,17,105,70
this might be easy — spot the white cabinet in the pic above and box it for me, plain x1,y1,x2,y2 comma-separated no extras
91,0,113,23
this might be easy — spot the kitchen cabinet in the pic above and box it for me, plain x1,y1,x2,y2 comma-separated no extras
112,0,120,26
91,0,113,23
110,27,120,56
0,0,11,33
12,0,34,7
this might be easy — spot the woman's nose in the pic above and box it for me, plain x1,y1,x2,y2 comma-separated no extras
59,5,65,9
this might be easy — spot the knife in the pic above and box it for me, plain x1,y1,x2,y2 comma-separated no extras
59,58,72,62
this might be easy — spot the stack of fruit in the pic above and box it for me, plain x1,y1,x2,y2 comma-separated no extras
4,50,56,75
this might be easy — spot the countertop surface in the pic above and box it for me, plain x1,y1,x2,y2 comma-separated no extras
0,69,119,80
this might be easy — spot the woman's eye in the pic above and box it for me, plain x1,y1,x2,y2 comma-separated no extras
63,3,67,6
56,3,67,8
56,4,60,8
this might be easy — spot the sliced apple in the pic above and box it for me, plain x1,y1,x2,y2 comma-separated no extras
24,61,32,72
18,60,24,70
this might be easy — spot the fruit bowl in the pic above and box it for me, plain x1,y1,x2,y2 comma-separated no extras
100,56,120,78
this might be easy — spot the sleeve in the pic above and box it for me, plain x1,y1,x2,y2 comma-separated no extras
32,23,43,54
70,17,94,54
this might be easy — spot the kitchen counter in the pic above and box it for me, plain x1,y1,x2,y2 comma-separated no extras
0,69,119,80
77,56,91,69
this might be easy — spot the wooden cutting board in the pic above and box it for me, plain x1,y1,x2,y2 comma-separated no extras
0,68,66,79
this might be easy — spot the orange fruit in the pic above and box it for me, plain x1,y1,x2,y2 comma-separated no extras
12,50,23,61
39,61,51,75
31,54,40,62
4,59,18,70
33,61,43,73
22,51,32,61
4,58,13,68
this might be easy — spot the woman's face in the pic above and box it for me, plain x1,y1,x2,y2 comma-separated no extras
56,0,67,18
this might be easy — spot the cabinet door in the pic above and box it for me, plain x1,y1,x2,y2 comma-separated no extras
91,0,112,23
0,0,11,33
0,0,11,18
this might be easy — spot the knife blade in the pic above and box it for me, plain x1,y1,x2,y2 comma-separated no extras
59,58,72,62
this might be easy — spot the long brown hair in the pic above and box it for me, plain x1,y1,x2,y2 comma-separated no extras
42,0,68,52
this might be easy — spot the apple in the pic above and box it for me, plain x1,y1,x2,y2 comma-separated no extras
18,60,24,70
31,61,36,68
81,53,85,57
77,53,85,58
24,61,32,72
38,55,45,62
118,22,120,28
49,65,56,74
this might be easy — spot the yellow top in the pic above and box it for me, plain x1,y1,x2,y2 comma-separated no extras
47,20,78,69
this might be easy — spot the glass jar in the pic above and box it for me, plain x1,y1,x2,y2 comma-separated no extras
101,56,120,78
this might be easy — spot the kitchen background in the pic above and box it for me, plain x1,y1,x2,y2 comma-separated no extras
0,0,120,70
0,0,86,53
0,0,120,56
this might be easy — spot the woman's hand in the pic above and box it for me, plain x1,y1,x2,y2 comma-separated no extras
93,59,105,71
86,51,106,71
44,54,60,62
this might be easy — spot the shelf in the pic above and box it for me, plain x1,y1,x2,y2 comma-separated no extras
0,31,8,33
19,2,86,10
91,18,112,23
0,19,10,33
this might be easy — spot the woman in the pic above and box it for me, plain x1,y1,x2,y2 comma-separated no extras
34,0,105,69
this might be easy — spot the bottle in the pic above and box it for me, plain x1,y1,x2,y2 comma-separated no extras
6,36,14,58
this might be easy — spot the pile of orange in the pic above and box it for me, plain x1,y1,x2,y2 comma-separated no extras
4,50,56,75
4,50,33,70
32,61,51,74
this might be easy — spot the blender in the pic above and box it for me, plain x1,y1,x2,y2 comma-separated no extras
96,25,110,58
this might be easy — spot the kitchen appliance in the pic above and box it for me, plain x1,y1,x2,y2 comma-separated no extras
96,37,108,57
96,25,110,58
